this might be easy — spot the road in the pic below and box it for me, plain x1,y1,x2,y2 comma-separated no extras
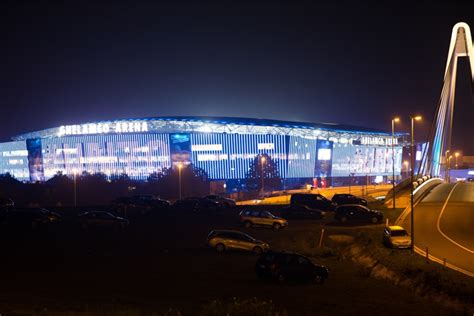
239,184,391,205
402,182,474,276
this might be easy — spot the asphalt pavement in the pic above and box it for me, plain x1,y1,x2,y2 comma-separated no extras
402,182,474,276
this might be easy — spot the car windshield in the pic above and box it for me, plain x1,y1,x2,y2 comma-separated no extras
242,233,255,241
391,230,408,237
262,211,275,218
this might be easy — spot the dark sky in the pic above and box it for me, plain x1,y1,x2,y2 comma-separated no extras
2,1,474,152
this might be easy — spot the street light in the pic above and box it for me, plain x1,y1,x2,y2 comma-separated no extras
260,156,266,194
447,155,453,182
410,115,422,251
455,152,460,169
391,117,400,209
445,149,450,180
177,162,183,200
72,168,78,208
403,160,409,178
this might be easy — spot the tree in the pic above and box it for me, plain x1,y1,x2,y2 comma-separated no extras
245,153,282,193
147,164,209,200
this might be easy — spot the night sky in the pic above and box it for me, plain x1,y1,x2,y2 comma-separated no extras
2,1,474,152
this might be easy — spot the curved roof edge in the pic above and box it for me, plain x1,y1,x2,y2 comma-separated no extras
12,116,406,140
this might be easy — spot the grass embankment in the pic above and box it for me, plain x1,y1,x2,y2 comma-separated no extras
263,205,474,315
26,298,286,316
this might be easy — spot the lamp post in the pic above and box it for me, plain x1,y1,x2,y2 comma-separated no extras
410,115,422,251
177,162,183,200
72,168,78,208
455,152,460,169
447,155,453,182
391,117,400,209
260,156,266,194
403,160,409,179
445,150,450,181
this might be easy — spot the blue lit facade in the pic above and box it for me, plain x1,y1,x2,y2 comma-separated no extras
0,116,404,182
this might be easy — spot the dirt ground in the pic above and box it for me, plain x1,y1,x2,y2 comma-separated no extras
0,207,461,315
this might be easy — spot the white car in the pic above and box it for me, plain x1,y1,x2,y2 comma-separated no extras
383,226,412,249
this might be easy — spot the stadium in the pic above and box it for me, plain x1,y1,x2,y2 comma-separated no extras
0,116,404,188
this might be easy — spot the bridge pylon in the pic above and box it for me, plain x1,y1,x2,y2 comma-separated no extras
420,22,474,178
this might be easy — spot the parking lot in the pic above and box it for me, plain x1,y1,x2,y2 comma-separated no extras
0,206,456,315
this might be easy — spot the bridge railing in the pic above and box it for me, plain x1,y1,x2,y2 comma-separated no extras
385,174,436,202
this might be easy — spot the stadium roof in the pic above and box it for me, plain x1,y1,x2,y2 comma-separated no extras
12,116,405,141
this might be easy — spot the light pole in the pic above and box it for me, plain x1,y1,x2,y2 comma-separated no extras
410,115,422,251
391,117,400,209
72,168,78,208
445,150,450,181
260,156,266,194
455,152,460,169
447,155,453,182
403,160,409,179
177,162,183,200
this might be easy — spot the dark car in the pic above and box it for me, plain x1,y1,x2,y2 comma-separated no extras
334,204,383,224
331,194,367,206
114,195,170,209
205,195,236,208
255,251,328,284
173,197,220,211
1,208,60,229
280,205,325,220
0,197,14,209
290,194,335,211
77,211,129,230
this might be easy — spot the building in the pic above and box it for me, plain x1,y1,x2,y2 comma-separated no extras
0,116,404,188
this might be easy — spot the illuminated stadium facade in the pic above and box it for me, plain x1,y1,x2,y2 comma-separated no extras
0,116,404,186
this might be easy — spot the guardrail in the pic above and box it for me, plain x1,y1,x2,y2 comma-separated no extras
395,177,443,226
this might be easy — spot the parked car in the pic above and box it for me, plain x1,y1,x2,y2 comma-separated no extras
77,211,129,230
205,195,236,208
114,195,170,209
0,208,60,229
255,251,328,284
334,204,383,224
239,210,288,229
290,193,335,211
331,194,367,206
173,197,220,211
383,226,412,249
207,230,269,254
0,197,14,209
280,205,325,220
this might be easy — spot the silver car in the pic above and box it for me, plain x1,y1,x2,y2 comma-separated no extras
239,210,288,229
207,230,270,254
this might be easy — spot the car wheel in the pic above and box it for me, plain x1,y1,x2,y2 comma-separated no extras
253,246,263,255
215,243,225,252
371,217,379,224
273,223,281,230
277,273,286,284
313,274,324,284
244,221,252,228
340,216,347,223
